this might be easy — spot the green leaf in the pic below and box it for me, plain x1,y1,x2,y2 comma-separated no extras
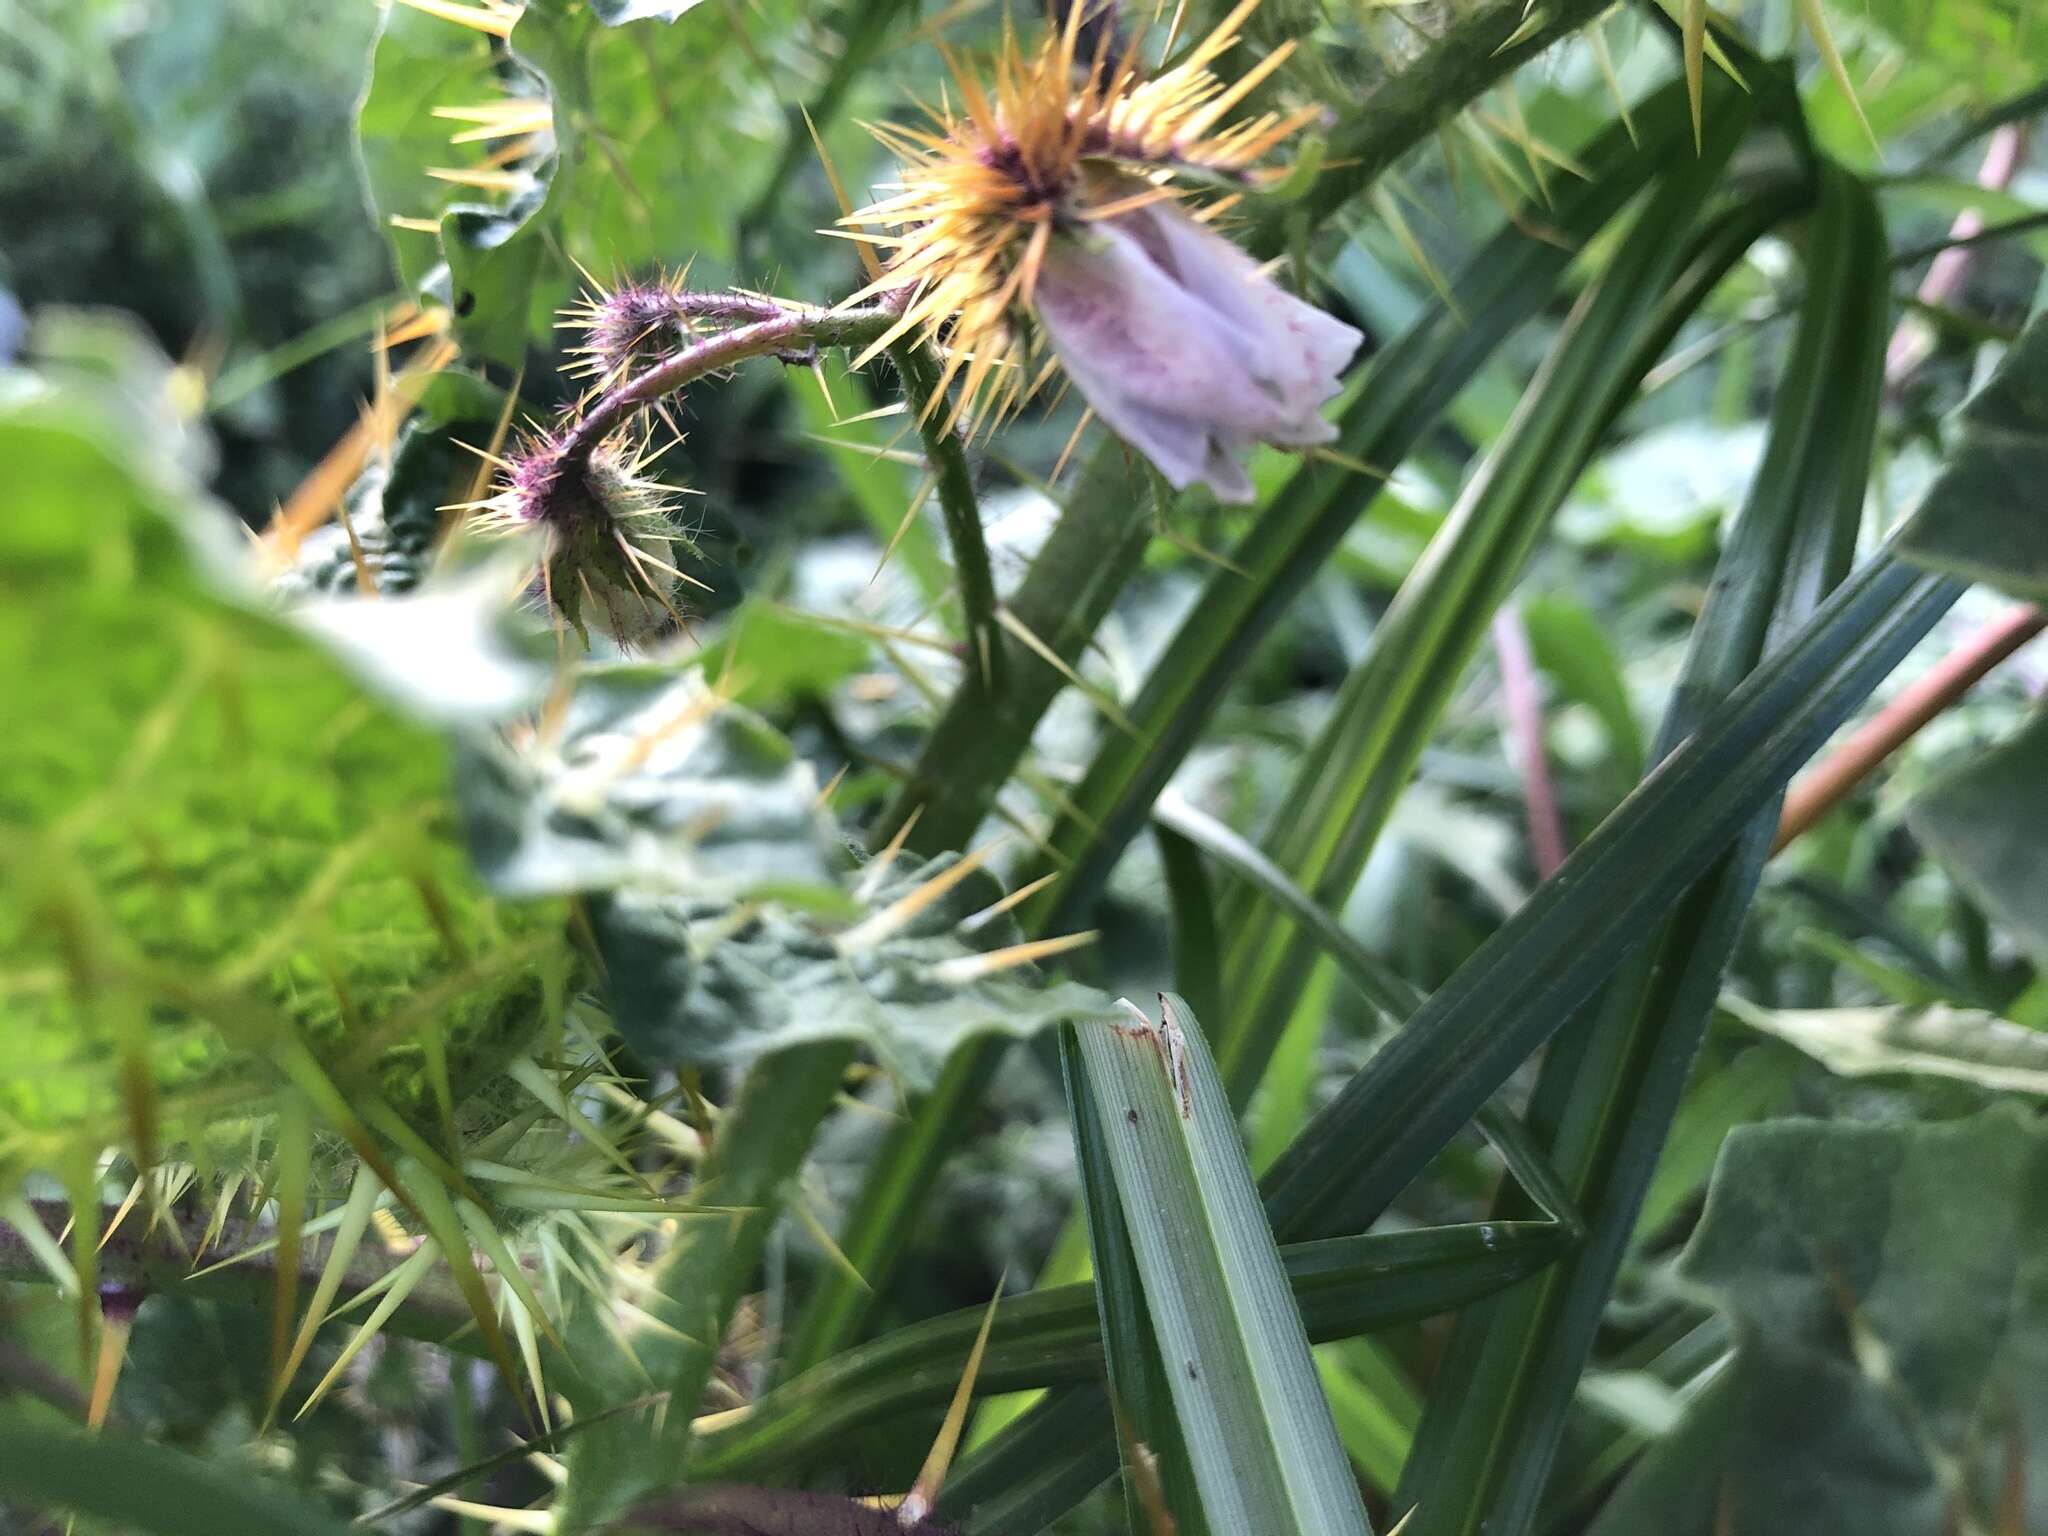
1722,995,2048,1095
1599,1109,2048,1534
1520,593,1647,782
439,204,547,368
1258,548,1962,1246
357,0,804,362
467,660,1110,1086
1906,705,2048,968
457,665,844,902
588,852,1109,1089
1897,307,2048,601
693,602,871,711
0,1404,359,1536
1075,995,1372,1535
935,1192,1568,1536
354,0,503,290
0,314,560,1178
1065,1026,1206,1534
1865,0,2048,98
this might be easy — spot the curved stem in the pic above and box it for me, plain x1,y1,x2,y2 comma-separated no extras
554,293,907,473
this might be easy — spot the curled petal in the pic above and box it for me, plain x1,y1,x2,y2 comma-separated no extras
1031,202,1360,502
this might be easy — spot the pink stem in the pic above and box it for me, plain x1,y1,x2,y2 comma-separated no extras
1885,124,2028,388
555,291,907,472
1492,602,1568,880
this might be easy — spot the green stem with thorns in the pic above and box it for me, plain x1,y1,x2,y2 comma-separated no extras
889,339,1002,697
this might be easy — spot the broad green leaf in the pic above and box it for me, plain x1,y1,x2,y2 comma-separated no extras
505,0,801,275
465,655,1108,1083
457,665,844,902
588,851,1110,1090
1599,1110,2048,1534
1907,705,2048,968
357,0,805,360
353,1,504,290
0,315,561,1181
1722,995,2048,1095
1897,307,2048,600
1076,995,1372,1536
1865,0,2048,98
0,1404,359,1536
694,602,871,712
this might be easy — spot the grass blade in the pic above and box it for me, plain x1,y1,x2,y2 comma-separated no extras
1066,1025,1208,1534
1393,160,1891,1536
1258,550,1962,1246
1214,105,1788,1102
1076,995,1372,1535
698,1218,1569,1480
0,1406,358,1536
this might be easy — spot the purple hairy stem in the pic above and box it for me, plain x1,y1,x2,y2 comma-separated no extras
555,290,910,477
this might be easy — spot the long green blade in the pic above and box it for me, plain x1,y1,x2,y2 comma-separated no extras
1214,93,1777,1101
1260,551,1961,1245
1395,158,1891,1536
0,1407,358,1536
1076,994,1372,1535
697,1219,1563,1479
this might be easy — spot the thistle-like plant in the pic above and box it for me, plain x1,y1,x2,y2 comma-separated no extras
839,0,1361,499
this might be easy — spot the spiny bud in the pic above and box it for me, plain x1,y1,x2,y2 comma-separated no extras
466,426,699,647
560,271,697,385
559,265,791,387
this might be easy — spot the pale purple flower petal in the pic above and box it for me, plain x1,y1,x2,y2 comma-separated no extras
1030,200,1361,502
1133,202,1364,442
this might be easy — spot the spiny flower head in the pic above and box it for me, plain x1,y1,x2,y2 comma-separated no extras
463,425,700,646
841,0,1358,500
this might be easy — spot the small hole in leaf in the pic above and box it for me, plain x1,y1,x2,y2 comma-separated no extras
455,290,477,318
